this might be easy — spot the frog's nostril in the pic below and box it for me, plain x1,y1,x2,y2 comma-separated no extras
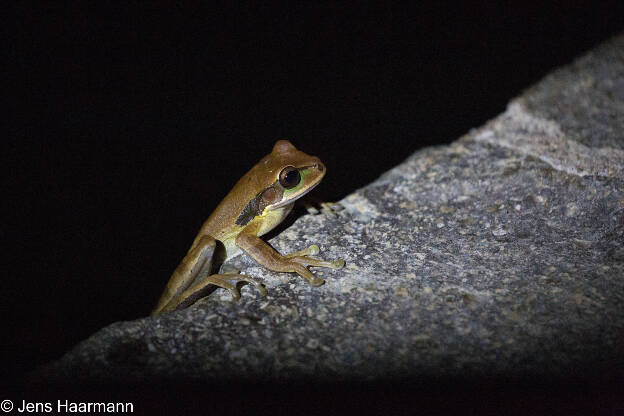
317,163,324,172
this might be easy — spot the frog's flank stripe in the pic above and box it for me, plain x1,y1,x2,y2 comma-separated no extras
236,190,264,226
235,182,283,226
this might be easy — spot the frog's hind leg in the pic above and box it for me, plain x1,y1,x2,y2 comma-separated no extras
160,273,267,314
152,235,218,315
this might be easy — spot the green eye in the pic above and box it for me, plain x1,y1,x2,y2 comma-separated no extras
279,166,301,189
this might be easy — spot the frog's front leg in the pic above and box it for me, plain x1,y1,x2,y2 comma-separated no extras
236,230,345,286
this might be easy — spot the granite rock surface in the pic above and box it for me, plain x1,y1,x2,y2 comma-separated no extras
41,35,624,383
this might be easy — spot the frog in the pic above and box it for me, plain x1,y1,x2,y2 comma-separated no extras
151,140,345,315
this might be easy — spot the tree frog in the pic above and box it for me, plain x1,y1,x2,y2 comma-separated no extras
152,140,345,315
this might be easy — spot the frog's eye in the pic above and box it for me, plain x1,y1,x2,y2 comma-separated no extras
279,166,301,189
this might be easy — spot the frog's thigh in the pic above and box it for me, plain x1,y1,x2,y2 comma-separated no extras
152,235,216,314
163,274,237,312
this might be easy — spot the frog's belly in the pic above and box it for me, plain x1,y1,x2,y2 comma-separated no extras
223,241,243,261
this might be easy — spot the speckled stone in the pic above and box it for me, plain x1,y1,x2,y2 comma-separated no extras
40,35,624,384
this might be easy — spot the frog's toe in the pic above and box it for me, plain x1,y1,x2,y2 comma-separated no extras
320,201,344,216
310,276,325,286
307,245,320,255
254,282,268,296
228,288,242,301
331,259,346,269
232,274,267,297
285,245,320,258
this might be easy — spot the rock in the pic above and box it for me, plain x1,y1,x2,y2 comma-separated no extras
40,35,624,384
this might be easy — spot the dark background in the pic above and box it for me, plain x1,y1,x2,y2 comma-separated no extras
3,0,624,393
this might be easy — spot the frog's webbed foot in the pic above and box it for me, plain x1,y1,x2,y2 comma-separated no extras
161,273,267,313
212,273,268,299
285,244,346,268
236,232,345,288
283,244,346,286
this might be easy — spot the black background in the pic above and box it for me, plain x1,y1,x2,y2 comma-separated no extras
4,0,624,401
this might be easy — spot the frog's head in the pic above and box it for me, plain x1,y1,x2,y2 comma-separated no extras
264,140,325,208
235,140,326,226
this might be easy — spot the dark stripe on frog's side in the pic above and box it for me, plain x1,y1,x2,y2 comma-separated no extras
236,183,283,226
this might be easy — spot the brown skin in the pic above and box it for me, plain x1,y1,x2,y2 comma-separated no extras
152,140,345,315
